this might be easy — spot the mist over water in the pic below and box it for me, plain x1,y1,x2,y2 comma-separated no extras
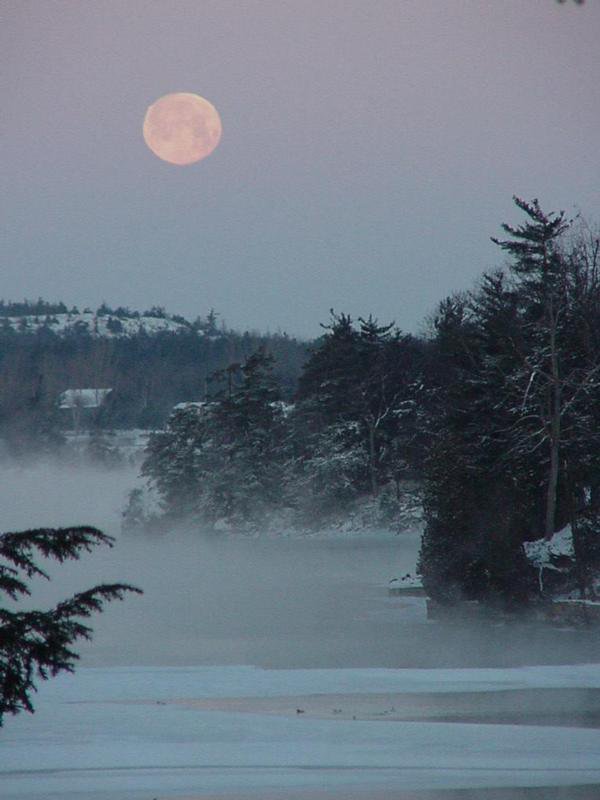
2,459,600,671
3,460,600,800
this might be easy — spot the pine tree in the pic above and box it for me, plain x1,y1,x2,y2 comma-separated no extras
296,312,362,424
1,526,141,724
211,347,286,524
418,287,539,607
295,311,418,502
492,198,571,539
419,198,600,606
492,198,600,542
142,403,216,519
139,348,288,528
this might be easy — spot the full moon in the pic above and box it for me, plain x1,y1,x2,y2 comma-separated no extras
143,92,222,166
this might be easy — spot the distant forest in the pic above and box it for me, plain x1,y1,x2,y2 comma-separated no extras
0,301,308,449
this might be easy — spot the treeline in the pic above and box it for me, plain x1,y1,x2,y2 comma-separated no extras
0,299,74,317
132,198,600,608
0,298,195,320
128,317,427,532
0,313,308,452
420,199,600,607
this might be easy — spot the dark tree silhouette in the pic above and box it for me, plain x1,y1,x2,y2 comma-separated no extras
0,525,141,725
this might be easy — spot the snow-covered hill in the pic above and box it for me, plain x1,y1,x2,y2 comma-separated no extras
1,311,202,338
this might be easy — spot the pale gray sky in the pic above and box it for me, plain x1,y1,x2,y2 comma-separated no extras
3,1,599,337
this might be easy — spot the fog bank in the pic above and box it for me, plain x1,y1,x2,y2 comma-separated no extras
2,461,600,670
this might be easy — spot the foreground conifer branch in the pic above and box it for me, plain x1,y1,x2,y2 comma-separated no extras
0,526,141,724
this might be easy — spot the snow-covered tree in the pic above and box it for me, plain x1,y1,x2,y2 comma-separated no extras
208,347,288,525
141,402,218,520
295,312,420,500
139,348,289,529
420,198,600,606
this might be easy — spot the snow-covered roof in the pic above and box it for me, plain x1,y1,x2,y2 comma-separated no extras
58,388,112,409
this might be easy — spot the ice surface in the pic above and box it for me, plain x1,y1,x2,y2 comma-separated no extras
2,664,600,799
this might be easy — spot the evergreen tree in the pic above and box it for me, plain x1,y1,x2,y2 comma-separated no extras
0,526,140,724
419,198,600,606
492,199,600,541
295,312,420,505
142,403,216,519
139,348,289,529
491,198,572,540
210,347,287,524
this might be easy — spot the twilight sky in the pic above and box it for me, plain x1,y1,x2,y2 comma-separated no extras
3,0,599,338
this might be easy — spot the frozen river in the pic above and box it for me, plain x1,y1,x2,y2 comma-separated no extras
4,664,600,800
2,461,600,799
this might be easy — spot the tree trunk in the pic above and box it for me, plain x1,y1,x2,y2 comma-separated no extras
565,466,588,599
544,414,560,541
544,307,561,541
368,423,378,497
